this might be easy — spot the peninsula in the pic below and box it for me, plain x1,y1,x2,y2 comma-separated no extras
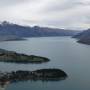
0,49,50,63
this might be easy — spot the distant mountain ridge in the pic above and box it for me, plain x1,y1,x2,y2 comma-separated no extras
73,29,90,45
0,21,79,38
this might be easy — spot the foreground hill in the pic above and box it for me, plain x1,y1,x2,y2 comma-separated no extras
0,21,78,38
0,69,67,84
73,29,90,45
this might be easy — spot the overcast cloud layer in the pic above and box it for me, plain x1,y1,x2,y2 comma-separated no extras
0,0,90,30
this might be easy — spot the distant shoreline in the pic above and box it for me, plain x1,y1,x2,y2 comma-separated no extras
0,38,26,42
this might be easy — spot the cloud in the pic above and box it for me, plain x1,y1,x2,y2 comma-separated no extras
0,0,90,30
0,0,27,7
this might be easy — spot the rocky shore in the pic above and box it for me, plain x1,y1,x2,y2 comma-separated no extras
0,49,50,63
0,69,67,84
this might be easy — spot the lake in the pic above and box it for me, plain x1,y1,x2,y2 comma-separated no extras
0,37,90,90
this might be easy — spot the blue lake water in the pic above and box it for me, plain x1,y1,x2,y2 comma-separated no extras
0,37,90,90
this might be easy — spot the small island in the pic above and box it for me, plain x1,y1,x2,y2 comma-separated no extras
0,49,50,63
0,69,68,84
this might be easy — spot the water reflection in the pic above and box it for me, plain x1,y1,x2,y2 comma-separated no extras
0,77,67,90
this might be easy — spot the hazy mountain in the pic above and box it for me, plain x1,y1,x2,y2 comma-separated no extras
0,21,79,38
73,29,90,45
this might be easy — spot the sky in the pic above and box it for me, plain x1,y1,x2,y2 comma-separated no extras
0,0,90,30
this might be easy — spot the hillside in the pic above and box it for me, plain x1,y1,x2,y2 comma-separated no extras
73,29,90,45
0,21,78,38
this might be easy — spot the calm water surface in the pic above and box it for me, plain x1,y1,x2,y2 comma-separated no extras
0,37,90,90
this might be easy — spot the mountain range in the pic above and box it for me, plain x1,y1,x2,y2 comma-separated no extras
0,21,78,38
